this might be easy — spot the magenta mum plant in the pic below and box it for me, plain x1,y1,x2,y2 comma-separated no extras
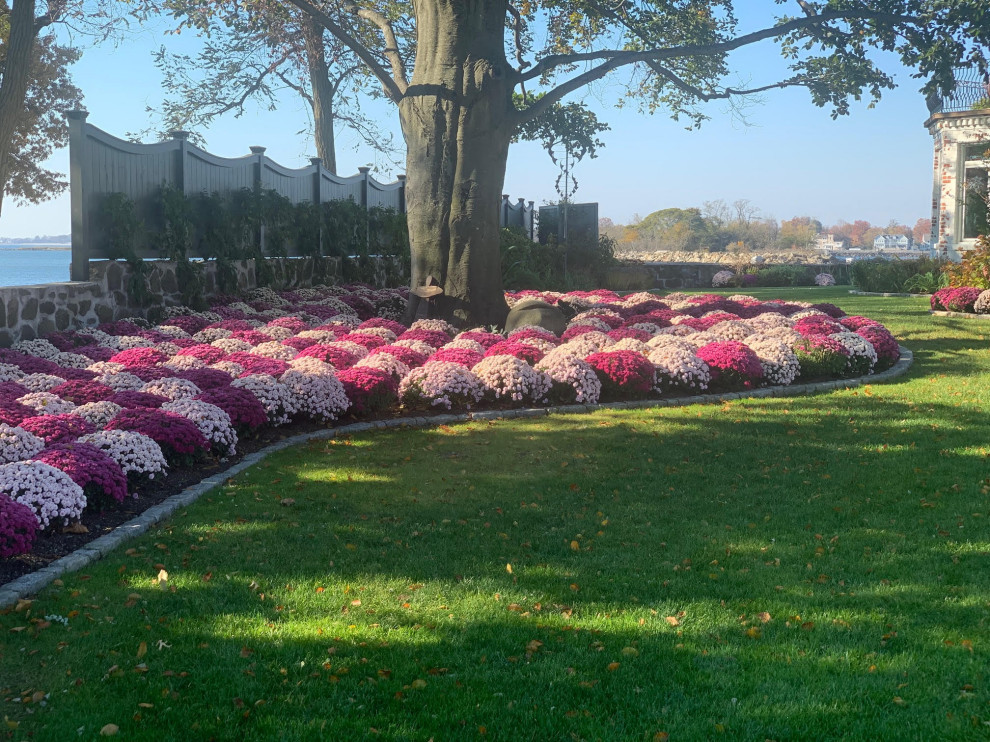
369,344,429,369
856,325,900,370
337,366,399,415
0,494,38,557
696,341,764,390
34,442,129,506
196,387,268,431
397,328,452,349
110,347,170,367
931,287,983,313
456,330,503,349
111,391,169,409
296,344,359,370
49,379,115,405
226,352,290,377
177,344,229,364
106,408,209,460
19,414,96,444
484,340,545,364
585,350,657,401
429,347,484,368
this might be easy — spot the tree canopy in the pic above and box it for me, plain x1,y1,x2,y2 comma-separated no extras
156,0,989,325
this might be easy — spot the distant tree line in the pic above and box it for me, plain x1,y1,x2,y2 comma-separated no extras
600,200,932,253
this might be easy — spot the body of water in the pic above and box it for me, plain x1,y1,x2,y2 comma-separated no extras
0,245,71,287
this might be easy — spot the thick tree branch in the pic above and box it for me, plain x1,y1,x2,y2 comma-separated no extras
342,1,408,88
281,0,406,102
516,8,918,124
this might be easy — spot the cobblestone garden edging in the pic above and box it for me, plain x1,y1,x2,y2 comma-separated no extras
930,310,990,319
0,346,914,609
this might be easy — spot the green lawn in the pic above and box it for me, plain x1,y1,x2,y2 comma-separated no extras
2,289,989,741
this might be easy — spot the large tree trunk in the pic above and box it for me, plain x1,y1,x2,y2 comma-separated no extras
303,20,337,173
0,0,39,217
399,0,513,328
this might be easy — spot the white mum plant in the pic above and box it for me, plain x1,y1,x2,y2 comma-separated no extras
72,401,123,429
163,399,238,456
17,392,76,415
231,374,295,425
79,429,168,479
0,423,45,463
0,461,86,529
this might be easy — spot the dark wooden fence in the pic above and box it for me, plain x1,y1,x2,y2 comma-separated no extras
66,111,536,281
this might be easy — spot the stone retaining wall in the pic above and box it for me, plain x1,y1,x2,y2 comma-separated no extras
0,256,401,346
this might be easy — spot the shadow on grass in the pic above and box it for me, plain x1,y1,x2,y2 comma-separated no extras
6,388,990,740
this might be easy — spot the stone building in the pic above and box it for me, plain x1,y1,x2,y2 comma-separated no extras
926,70,990,260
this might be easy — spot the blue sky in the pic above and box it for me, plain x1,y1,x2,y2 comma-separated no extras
0,12,938,238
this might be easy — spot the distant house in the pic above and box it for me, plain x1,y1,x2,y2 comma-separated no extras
815,234,848,251
873,234,912,250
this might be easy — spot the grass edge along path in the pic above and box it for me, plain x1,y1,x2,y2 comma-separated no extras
0,346,914,611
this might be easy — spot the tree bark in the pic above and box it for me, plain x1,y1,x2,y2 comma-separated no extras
0,0,40,217
399,0,513,328
303,21,338,173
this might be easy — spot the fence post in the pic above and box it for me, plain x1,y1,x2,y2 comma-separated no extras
396,174,406,214
66,109,89,282
359,167,371,251
500,194,510,228
249,146,266,253
170,131,190,196
310,157,324,257
527,201,535,241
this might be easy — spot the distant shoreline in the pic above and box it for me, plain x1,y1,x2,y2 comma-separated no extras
0,245,71,251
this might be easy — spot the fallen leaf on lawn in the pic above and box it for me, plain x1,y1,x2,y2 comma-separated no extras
156,570,169,589
801,621,815,631
30,691,45,704
892,696,907,706
137,642,147,659
621,646,639,657
4,717,18,730
665,616,680,627
240,646,253,658
411,678,427,690
570,540,580,551
653,734,670,742
745,626,762,639
350,599,362,607
137,703,154,709
315,587,325,593
14,599,32,612
99,723,119,736
756,611,772,623
506,563,513,574
526,640,543,654
607,662,621,671
280,498,295,506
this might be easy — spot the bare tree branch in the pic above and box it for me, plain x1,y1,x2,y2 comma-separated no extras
281,0,406,101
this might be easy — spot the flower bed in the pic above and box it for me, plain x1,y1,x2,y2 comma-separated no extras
0,284,902,562
931,287,990,315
